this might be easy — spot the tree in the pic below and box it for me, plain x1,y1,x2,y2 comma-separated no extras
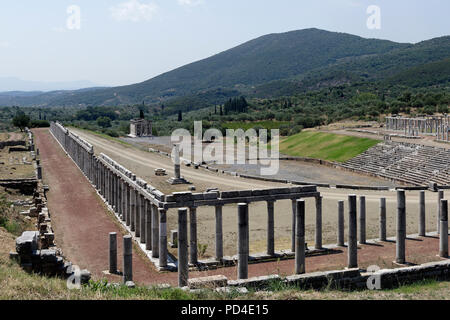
12,111,30,131
97,116,112,128
139,109,145,119
178,110,183,122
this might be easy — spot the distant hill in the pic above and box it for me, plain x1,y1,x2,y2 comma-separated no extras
1,28,449,109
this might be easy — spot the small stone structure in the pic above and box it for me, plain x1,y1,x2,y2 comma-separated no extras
129,119,152,138
385,115,450,142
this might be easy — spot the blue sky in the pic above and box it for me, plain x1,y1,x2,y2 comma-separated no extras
0,0,449,87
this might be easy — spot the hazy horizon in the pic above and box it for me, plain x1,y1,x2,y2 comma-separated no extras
1,1,449,89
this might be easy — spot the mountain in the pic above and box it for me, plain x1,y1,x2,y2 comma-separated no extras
1,28,449,109
0,77,102,92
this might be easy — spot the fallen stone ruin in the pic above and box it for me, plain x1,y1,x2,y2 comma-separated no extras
9,128,91,284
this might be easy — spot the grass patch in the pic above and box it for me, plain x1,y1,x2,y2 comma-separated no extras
279,131,380,163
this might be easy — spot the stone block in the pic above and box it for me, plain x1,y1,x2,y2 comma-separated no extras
251,189,270,196
152,190,165,201
228,275,280,289
220,191,239,199
172,192,193,202
238,190,252,197
203,192,219,200
165,195,176,202
188,275,228,289
192,193,204,201
269,187,291,195
16,231,39,255
40,249,58,263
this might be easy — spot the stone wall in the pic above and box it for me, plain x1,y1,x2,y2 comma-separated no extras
11,176,91,283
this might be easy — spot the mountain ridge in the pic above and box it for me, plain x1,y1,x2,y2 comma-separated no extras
0,28,448,108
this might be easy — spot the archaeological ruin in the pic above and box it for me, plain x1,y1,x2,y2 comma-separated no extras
129,118,153,138
47,121,450,289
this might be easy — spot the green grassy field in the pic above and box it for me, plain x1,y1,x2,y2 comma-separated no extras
279,131,380,163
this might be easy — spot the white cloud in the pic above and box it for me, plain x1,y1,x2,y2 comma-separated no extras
110,0,158,22
178,0,204,7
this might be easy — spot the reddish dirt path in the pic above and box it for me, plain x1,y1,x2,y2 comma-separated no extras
34,128,160,284
33,128,449,287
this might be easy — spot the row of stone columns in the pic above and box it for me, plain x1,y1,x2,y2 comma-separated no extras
335,190,449,269
291,196,323,252
50,122,169,270
177,197,324,286
109,232,133,283
385,116,450,141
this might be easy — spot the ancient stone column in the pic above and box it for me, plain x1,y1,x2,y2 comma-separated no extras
117,176,122,216
130,188,136,232
291,199,296,252
267,200,275,256
109,232,117,274
159,208,168,268
315,195,323,249
121,181,127,222
123,235,133,283
295,200,306,274
126,185,131,227
135,192,141,238
145,200,152,251
348,195,358,268
419,191,426,237
111,173,116,211
189,207,198,265
140,194,146,243
359,196,366,244
380,197,387,241
438,190,444,234
151,204,159,258
215,205,223,261
440,200,449,258
178,208,188,287
174,144,181,179
101,165,105,197
238,203,249,280
337,200,345,247
105,169,109,202
396,190,406,264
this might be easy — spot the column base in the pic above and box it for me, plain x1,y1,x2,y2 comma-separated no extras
167,177,191,185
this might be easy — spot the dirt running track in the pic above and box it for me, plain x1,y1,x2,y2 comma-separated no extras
33,128,161,285
33,128,450,287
